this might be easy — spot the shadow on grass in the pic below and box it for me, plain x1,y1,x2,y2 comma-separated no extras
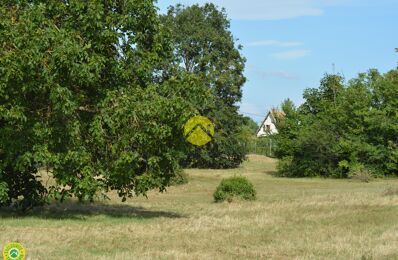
0,202,184,220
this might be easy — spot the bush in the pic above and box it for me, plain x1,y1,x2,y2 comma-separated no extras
347,163,373,183
275,156,294,177
350,170,373,183
213,176,256,202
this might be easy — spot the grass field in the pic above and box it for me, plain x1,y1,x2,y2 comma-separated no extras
1,155,398,259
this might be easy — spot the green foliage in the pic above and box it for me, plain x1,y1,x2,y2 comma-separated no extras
274,99,299,159
0,1,250,209
338,160,373,182
0,0,211,208
242,116,279,157
275,156,294,177
0,166,47,210
169,169,189,186
350,169,373,183
213,176,256,202
0,181,9,204
182,123,249,169
256,136,277,157
162,4,248,169
238,116,259,146
162,3,246,105
275,68,398,178
241,116,260,135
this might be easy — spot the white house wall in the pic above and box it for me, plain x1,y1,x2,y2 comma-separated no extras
257,115,278,137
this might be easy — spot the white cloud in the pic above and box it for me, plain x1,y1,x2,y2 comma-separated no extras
248,65,299,80
159,0,353,20
246,40,303,47
271,50,310,60
261,71,299,80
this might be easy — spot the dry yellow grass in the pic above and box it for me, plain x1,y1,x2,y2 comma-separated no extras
1,155,398,259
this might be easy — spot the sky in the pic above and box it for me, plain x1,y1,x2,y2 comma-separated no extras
156,0,398,122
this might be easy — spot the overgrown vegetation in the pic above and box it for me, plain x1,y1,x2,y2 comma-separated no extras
274,64,398,178
213,176,256,202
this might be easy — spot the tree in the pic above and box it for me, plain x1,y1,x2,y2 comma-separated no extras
275,67,398,178
274,99,299,159
0,0,209,209
162,3,248,168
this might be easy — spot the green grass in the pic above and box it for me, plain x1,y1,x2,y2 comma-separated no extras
1,154,398,259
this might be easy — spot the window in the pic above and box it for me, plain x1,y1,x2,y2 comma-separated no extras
263,125,271,132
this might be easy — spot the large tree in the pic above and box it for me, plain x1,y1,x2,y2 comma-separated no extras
162,3,248,169
0,0,208,209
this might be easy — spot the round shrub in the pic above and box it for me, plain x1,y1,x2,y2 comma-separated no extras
213,176,256,202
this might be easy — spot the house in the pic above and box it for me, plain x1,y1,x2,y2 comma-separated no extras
256,109,284,137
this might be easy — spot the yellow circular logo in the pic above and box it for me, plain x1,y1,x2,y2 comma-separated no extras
3,242,25,260
183,116,214,146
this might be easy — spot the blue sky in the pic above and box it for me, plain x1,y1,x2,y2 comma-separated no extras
156,0,398,122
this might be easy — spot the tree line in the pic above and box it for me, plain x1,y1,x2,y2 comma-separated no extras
274,61,398,178
0,1,250,209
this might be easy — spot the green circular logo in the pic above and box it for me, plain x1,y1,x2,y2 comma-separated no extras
3,242,25,260
183,116,214,146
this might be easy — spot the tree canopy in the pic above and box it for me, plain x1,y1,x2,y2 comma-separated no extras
0,0,220,209
162,3,249,169
275,67,398,178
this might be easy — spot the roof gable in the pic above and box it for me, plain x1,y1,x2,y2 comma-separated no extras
255,109,284,136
